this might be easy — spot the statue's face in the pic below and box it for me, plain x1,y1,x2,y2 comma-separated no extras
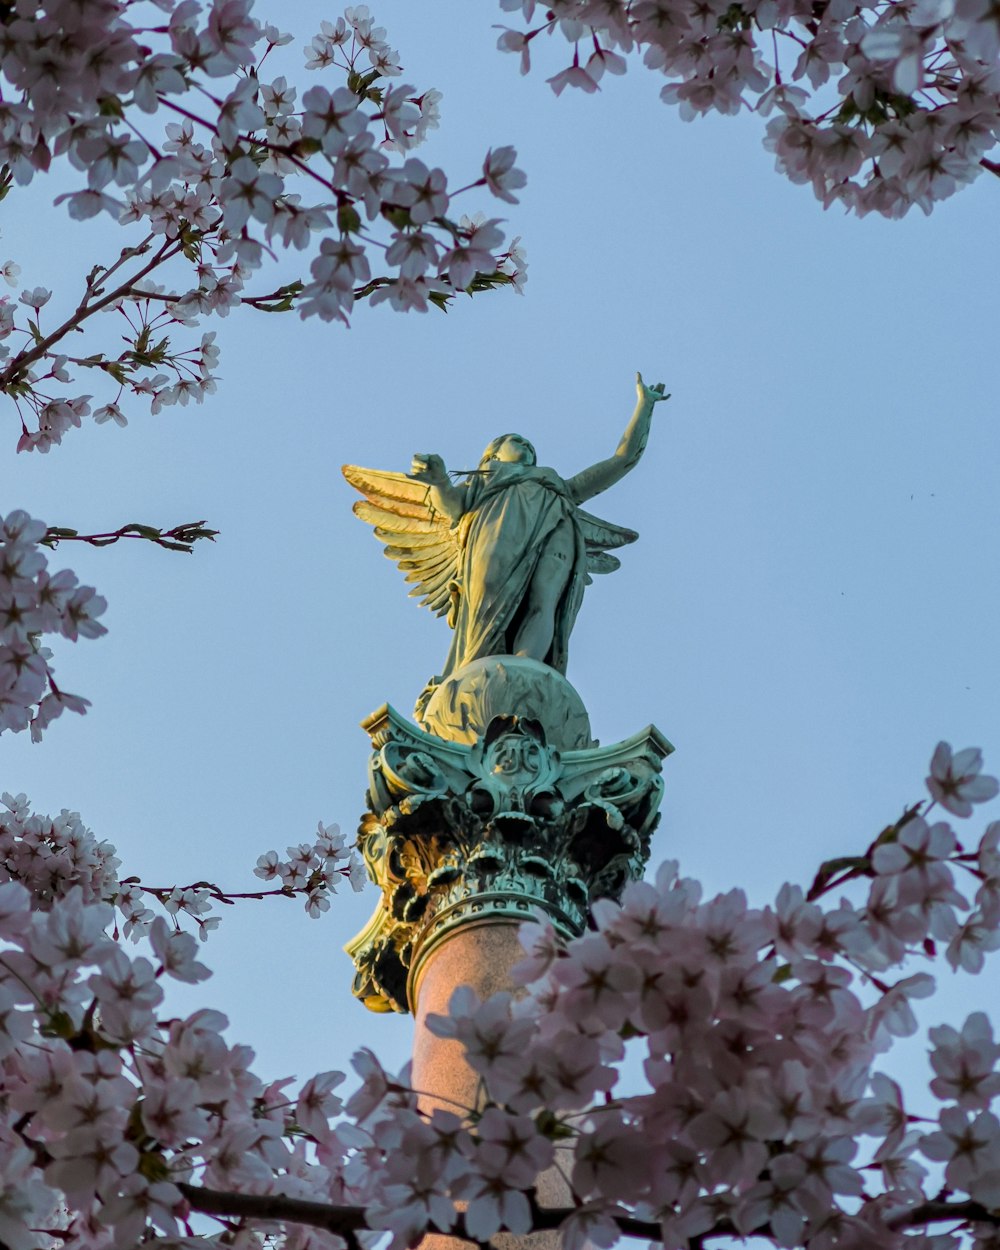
493,434,533,464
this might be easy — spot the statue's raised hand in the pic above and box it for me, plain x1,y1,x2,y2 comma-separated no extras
410,453,449,487
636,372,670,407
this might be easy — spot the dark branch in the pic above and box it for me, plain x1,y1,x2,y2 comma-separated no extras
896,1198,998,1228
179,1184,367,1249
42,521,218,554
177,1183,1000,1248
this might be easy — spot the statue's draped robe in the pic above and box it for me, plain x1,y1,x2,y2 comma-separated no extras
443,463,587,678
341,457,638,728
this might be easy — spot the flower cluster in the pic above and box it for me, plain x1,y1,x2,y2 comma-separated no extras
0,792,121,910
496,0,1000,217
0,791,361,946
0,878,273,1250
0,747,999,1250
1,4,527,449
254,822,367,916
407,740,1000,1248
0,509,107,739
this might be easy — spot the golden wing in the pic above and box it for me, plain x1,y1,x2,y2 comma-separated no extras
343,465,460,617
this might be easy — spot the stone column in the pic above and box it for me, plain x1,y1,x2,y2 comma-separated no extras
345,658,671,1246
411,923,567,1250
410,922,525,1111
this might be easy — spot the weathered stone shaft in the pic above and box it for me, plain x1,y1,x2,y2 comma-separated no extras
412,923,567,1250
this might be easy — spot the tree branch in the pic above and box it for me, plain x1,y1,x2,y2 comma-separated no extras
41,521,218,554
178,1184,367,1249
895,1198,998,1228
179,1185,728,1245
176,1183,1000,1247
0,237,184,390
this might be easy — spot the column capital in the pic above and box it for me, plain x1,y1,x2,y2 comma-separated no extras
346,703,672,1014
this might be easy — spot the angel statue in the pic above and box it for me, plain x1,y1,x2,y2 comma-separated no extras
344,373,670,725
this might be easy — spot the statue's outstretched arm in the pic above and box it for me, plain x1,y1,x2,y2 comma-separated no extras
566,373,670,505
411,453,465,524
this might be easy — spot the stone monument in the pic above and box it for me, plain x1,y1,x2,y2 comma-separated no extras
342,373,673,1241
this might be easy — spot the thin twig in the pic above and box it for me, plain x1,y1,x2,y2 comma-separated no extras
41,521,218,554
0,237,186,388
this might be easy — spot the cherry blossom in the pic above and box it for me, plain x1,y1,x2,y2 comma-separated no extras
495,0,1000,218
0,5,527,450
0,791,361,944
0,510,106,738
929,1013,1000,1110
0,749,996,1247
928,741,1000,817
483,145,528,203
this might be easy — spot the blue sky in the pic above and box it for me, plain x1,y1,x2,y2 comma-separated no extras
4,0,1000,1090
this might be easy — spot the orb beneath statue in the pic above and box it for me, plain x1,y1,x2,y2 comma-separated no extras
417,656,595,751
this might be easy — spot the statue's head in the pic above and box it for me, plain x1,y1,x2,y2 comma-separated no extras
479,433,537,468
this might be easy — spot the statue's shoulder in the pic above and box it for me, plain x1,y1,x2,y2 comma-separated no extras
536,465,571,493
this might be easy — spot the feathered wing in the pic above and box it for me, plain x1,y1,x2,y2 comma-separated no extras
342,465,460,617
577,507,638,577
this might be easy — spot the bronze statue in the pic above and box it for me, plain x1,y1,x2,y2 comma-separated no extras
343,373,669,704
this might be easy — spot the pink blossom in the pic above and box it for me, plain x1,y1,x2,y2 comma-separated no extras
296,1070,346,1138
573,1111,649,1200
930,1013,1000,1109
927,742,1000,817
482,145,526,203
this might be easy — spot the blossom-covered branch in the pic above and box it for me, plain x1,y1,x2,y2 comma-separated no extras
0,793,364,939
496,0,1000,217
1,509,224,739
2,746,1000,1250
0,4,527,450
173,1181,1000,1243
0,510,107,738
